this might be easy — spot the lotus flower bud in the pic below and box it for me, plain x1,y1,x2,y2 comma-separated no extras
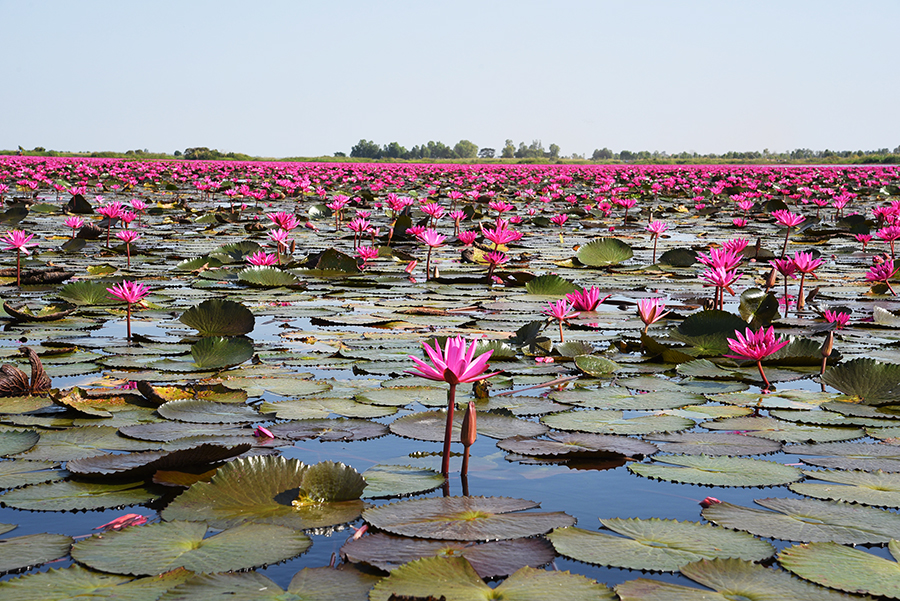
461,401,477,448
699,496,721,508
821,330,834,358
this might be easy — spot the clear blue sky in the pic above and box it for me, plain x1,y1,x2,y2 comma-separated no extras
2,0,897,158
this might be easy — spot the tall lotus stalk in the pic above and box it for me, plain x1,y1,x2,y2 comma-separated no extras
116,230,140,269
772,210,805,258
107,281,150,341
406,337,498,476
725,326,789,391
3,230,37,287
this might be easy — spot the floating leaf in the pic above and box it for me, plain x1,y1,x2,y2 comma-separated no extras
790,441,900,472
341,533,556,579
269,418,388,442
66,444,251,478
238,266,303,288
779,540,900,599
157,567,379,601
648,432,782,456
525,274,576,296
315,248,360,273
658,248,697,267
629,455,802,487
391,410,547,441
739,288,780,328
0,564,191,600
676,359,738,380
576,237,633,267
14,426,159,461
209,241,261,264
789,469,900,508
702,497,900,544
157,399,266,424
616,557,863,601
56,281,118,306
161,456,365,530
362,496,575,541
0,480,160,511
542,410,693,435
294,461,366,505
369,557,614,601
821,358,900,405
497,432,657,458
0,532,73,574
703,416,864,443
361,465,445,498
179,299,255,336
71,521,310,576
0,430,39,457
574,355,620,376
548,519,774,572
190,336,254,369
0,460,67,489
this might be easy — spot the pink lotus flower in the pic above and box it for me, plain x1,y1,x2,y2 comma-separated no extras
481,220,522,249
722,238,749,254
420,203,445,222
698,248,742,272
356,245,378,267
645,220,668,263
64,216,84,237
253,425,275,439
458,230,478,246
823,309,850,329
407,337,499,476
107,280,150,341
406,225,426,238
866,257,899,295
488,200,515,214
701,267,741,310
543,300,579,343
95,513,148,532
732,218,747,227
725,326,789,390
417,228,446,281
791,251,823,310
247,251,278,266
877,225,900,260
772,209,806,257
550,214,569,227
855,233,873,251
637,298,669,333
3,229,37,287
116,230,140,268
565,286,609,312
268,211,301,231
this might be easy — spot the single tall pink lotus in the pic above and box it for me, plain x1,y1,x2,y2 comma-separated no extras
3,229,37,287
417,228,446,281
542,300,579,343
107,280,150,341
725,326,789,390
791,251,823,310
637,298,670,334
771,209,806,257
565,286,609,312
116,230,140,268
407,337,499,475
645,220,668,264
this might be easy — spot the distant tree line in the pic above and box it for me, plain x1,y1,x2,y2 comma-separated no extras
348,139,482,160
182,147,255,161
591,146,900,163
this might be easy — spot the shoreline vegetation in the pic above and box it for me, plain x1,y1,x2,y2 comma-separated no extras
4,143,899,165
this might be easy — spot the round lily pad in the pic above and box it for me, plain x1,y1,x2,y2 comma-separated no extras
0,532,73,574
789,469,900,508
179,299,255,336
542,410,694,436
260,398,397,420
0,460,67,489
0,430,39,457
156,567,379,601
576,237,633,267
0,564,191,600
369,557,614,601
548,518,774,572
550,388,703,410
702,416,864,443
66,443,251,478
779,540,900,598
362,496,575,541
189,336,254,370
361,465,445,498
71,521,310,576
647,432,782,456
497,433,657,458
616,557,862,601
0,480,160,512
156,400,269,424
161,456,365,530
788,441,900,472
821,358,900,405
269,418,388,442
390,410,548,441
629,455,803,487
14,426,160,461
341,533,556,579
702,497,900,544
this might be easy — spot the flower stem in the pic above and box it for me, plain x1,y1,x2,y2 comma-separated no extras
15,249,20,287
797,273,806,311
558,320,565,344
441,384,456,476
781,229,790,258
756,360,771,391
126,303,132,341
426,247,434,282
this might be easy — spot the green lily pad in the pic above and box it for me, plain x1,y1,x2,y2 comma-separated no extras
821,358,900,405
356,387,447,407
576,237,633,267
0,460,67,489
779,540,900,598
179,299,255,336
118,421,250,442
209,241,261,264
658,248,697,267
56,281,119,306
370,557,614,601
0,564,191,601
702,416,864,443
702,497,900,543
616,557,865,601
156,567,379,601
574,355,620,376
391,410,548,441
161,456,366,530
14,426,160,461
629,455,803,487
238,266,303,288
548,518,774,572
0,430,39,457
497,432,658,458
71,521,310,576
259,398,397,420
269,418,388,442
189,336,254,369
739,288,780,329
541,410,694,435
342,533,555,579
0,532,73,574
157,399,268,424
790,469,900,508
362,496,575,541
315,248,360,273
648,432,782,456
0,480,160,511
361,465,445,498
790,441,900,472
676,359,738,379
525,274,577,296
293,461,366,505
66,444,251,478
550,388,703,410
136,382,248,405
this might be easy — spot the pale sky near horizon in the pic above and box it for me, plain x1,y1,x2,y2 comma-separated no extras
2,0,898,158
